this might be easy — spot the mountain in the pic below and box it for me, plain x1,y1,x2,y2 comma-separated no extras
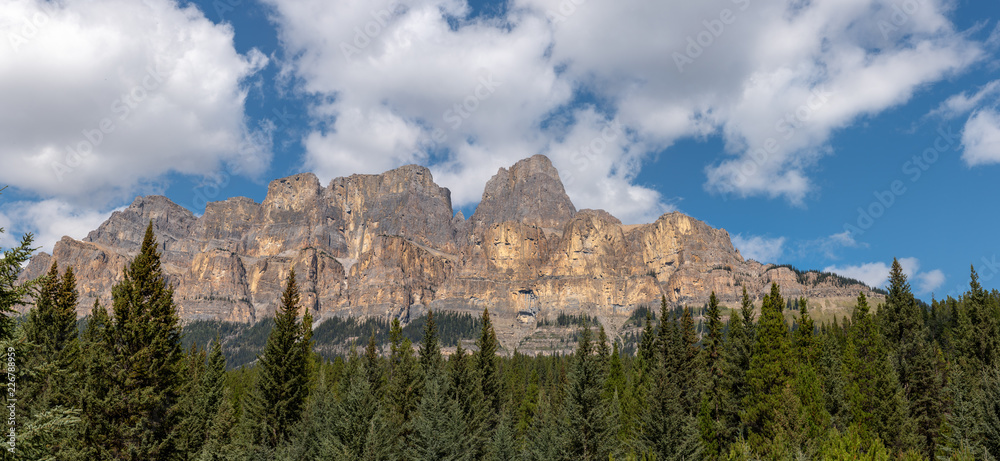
21,155,880,335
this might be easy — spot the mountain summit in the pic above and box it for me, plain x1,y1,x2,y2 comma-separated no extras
23,155,878,330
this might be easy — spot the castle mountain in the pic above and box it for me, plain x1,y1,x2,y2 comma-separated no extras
22,155,879,328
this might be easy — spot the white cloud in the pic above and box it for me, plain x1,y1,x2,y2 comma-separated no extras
929,80,1000,119
824,257,944,293
961,108,1000,166
824,262,892,288
0,200,119,254
0,0,269,206
731,234,785,263
264,0,983,218
916,269,946,293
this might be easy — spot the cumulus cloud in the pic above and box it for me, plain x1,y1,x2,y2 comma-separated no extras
0,200,119,254
262,0,982,219
824,257,945,293
929,80,1000,119
731,234,786,263
0,0,269,206
960,108,1000,166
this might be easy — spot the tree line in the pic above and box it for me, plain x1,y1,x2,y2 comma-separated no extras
3,223,1000,459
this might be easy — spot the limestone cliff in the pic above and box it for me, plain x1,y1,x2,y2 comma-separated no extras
21,156,881,329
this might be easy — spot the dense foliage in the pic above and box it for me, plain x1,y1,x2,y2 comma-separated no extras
9,227,1000,460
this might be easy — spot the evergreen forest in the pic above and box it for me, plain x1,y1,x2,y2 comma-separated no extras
6,224,1000,460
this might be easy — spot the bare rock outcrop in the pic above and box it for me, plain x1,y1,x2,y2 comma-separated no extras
20,155,881,331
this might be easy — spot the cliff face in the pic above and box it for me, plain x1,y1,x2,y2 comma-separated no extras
21,155,880,326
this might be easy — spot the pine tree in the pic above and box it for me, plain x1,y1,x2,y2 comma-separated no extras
475,307,503,423
843,292,910,452
742,283,794,454
640,358,701,460
388,316,420,452
172,343,208,458
23,262,81,412
0,229,34,341
981,363,1000,460
905,337,945,459
449,341,487,456
793,297,816,364
195,340,238,461
720,286,756,446
247,269,312,448
98,222,185,459
409,365,470,460
173,338,229,460
562,326,617,460
965,266,999,368
817,329,849,430
363,332,385,398
78,300,115,459
699,291,726,457
419,309,443,373
637,308,658,371
678,305,700,411
487,407,518,461
523,389,565,461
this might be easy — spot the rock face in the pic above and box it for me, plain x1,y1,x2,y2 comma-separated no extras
21,155,881,330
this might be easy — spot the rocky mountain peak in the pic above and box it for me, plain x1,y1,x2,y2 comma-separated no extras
262,172,322,212
470,154,576,230
85,195,196,250
21,156,881,339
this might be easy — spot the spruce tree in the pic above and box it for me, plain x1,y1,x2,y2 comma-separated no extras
981,363,1000,460
475,307,503,422
78,300,115,459
101,222,185,459
409,365,469,461
742,283,794,454
637,308,658,371
247,269,313,448
448,341,487,455
418,309,443,373
562,326,617,460
523,389,565,461
719,286,755,446
843,292,910,451
965,266,999,368
793,297,816,364
24,262,81,412
678,305,700,411
388,316,420,452
0,230,34,341
699,291,726,457
906,337,945,459
173,338,228,460
364,332,386,398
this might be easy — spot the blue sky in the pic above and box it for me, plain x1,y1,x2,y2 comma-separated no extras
1,0,998,300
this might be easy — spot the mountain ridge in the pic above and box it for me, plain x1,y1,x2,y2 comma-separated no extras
22,155,882,336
